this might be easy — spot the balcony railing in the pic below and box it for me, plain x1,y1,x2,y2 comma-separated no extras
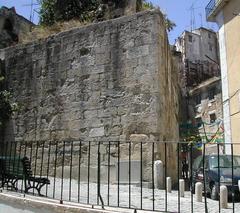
206,0,217,19
206,0,229,21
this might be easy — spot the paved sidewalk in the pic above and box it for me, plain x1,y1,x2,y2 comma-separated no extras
11,177,240,213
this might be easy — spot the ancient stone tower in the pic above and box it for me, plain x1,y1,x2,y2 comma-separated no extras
0,9,180,179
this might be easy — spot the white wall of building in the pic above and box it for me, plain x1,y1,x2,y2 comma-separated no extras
215,11,232,154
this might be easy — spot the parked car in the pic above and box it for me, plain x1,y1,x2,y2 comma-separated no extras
191,154,240,200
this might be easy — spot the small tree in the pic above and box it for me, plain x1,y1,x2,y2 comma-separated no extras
142,0,154,10
163,14,176,32
0,67,18,129
0,76,12,127
0,90,13,127
142,0,176,32
38,0,100,26
38,0,56,26
38,0,176,32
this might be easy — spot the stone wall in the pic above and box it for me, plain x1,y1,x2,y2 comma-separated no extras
0,6,34,49
90,0,139,21
1,10,179,181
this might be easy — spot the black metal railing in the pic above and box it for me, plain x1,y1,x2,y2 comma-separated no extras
206,0,219,19
0,140,240,212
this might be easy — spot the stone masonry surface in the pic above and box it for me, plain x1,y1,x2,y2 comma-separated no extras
0,10,179,181
1,9,179,144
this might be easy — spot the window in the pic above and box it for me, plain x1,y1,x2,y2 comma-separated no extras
196,117,202,128
208,87,215,100
195,157,209,170
208,32,211,39
195,94,201,105
209,113,216,123
3,19,13,32
188,35,193,42
209,43,213,51
3,18,18,42
208,156,240,169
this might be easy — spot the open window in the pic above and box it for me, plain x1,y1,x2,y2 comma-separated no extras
209,113,216,124
188,35,193,42
208,87,216,100
3,19,13,32
195,93,201,105
3,18,18,42
195,117,202,128
209,43,213,51
208,32,211,39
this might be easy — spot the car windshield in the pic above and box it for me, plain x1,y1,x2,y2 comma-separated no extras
209,155,240,168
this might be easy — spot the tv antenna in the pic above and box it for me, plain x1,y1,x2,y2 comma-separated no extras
190,4,195,31
189,2,202,31
199,13,203,27
22,0,39,22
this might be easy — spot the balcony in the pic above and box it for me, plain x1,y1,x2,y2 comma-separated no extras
206,0,230,22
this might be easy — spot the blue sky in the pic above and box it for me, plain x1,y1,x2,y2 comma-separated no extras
151,0,217,43
1,0,217,44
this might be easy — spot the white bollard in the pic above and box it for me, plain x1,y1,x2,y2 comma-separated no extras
179,179,185,197
195,182,203,202
167,177,172,193
154,160,164,189
220,185,228,209
238,180,240,192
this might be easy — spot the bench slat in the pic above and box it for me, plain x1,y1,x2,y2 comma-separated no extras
0,156,50,196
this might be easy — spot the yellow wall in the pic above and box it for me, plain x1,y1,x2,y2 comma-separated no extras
223,0,240,152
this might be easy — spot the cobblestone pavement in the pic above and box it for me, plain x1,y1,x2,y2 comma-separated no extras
13,177,240,213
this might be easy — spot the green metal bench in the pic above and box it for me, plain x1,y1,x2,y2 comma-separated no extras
0,156,50,196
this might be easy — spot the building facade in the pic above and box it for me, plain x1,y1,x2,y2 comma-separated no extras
188,76,223,153
0,6,34,49
175,28,219,64
206,0,240,154
175,27,223,153
175,28,220,94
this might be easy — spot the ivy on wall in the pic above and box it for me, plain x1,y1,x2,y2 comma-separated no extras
0,64,18,128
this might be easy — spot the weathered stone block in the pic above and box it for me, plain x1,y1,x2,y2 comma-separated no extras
89,127,105,137
130,134,149,142
126,45,149,59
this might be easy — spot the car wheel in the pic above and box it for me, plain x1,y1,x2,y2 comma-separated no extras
211,184,218,200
